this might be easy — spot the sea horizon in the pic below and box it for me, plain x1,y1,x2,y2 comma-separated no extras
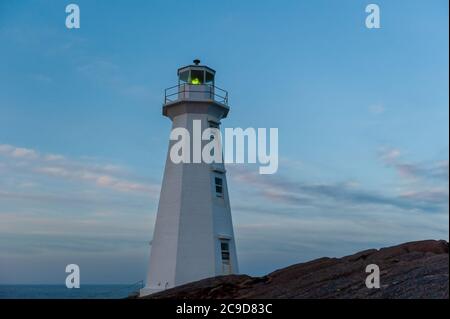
0,284,142,299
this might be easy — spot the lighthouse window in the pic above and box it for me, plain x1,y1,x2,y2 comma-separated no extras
215,177,223,196
190,70,204,85
179,70,189,83
220,240,230,264
205,71,214,84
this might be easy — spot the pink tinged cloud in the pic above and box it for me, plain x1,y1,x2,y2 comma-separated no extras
0,144,38,159
0,143,160,198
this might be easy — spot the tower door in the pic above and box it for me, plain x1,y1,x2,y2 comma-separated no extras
220,240,232,275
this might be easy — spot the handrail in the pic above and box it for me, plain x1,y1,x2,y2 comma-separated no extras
164,83,228,105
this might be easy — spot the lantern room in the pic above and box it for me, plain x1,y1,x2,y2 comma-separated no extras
177,59,215,86
164,59,229,106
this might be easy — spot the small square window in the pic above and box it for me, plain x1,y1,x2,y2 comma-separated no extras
221,242,229,251
220,240,230,264
214,177,223,197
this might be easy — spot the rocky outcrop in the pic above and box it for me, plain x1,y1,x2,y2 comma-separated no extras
140,240,449,299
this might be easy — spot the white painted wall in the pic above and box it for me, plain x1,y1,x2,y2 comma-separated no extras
141,100,238,296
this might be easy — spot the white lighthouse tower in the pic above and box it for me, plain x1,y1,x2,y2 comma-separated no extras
140,60,239,296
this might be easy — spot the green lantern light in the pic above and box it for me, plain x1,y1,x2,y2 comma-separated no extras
191,78,201,85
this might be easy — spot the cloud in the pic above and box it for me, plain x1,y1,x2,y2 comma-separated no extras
95,174,157,194
368,104,385,115
379,147,401,164
227,153,448,275
0,144,38,159
44,154,65,161
0,144,159,277
1,143,448,218
379,148,449,182
1,143,448,282
400,188,449,203
229,150,449,215
0,143,160,197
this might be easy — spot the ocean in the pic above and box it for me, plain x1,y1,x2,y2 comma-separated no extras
0,285,141,299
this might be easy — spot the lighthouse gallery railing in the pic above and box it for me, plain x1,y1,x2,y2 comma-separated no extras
164,83,229,105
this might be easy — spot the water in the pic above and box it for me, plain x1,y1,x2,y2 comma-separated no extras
0,285,140,299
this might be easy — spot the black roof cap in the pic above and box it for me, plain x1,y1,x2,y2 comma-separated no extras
177,59,216,75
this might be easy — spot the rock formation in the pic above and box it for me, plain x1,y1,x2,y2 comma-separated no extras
139,240,448,299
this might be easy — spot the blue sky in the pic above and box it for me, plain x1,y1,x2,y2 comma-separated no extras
0,0,448,284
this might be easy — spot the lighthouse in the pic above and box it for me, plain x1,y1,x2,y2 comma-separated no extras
140,60,239,296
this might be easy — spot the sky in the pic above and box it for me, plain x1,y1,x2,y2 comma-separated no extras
0,0,448,284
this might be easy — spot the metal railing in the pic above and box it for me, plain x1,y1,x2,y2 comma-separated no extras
164,83,228,105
